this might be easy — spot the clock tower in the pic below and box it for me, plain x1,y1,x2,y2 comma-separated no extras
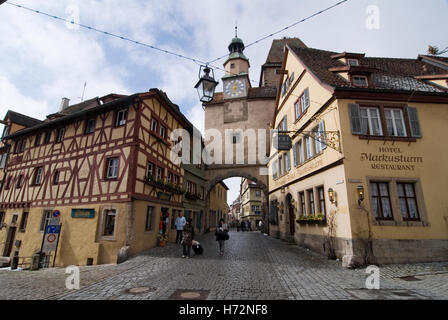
222,28,251,100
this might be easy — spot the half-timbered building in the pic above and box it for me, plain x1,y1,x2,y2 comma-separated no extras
0,89,191,267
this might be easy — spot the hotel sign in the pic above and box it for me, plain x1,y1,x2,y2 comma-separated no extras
276,134,292,151
360,147,423,171
71,208,95,219
157,192,172,202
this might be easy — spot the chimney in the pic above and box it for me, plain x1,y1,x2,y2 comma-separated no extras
59,97,70,112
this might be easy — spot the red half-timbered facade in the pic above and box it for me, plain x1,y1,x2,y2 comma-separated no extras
0,89,190,267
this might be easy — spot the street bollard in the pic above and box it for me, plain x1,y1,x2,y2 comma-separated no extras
11,251,19,270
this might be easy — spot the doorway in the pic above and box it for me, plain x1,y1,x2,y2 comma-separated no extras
3,226,17,257
286,194,295,236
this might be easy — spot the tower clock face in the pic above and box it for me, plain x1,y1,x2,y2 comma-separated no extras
224,79,246,98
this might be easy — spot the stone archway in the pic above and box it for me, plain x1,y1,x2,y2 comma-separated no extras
204,164,269,233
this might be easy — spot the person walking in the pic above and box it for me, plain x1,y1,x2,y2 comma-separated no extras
181,218,194,258
240,220,245,232
175,211,186,244
258,220,263,232
215,218,229,255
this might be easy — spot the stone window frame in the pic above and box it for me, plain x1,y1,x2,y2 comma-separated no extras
366,176,429,227
99,206,118,241
39,209,53,232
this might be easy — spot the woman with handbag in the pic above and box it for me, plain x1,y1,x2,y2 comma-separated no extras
215,218,229,255
181,218,194,258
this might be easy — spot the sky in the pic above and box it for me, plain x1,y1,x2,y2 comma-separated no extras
0,0,447,204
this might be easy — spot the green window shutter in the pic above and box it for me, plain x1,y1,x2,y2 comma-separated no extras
348,104,363,134
407,106,422,138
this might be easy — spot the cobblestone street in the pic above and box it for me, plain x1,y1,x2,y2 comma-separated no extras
1,231,447,300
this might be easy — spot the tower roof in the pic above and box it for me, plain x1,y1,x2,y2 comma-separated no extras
225,27,249,63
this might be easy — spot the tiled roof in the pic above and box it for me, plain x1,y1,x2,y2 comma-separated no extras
287,44,448,93
59,97,101,115
264,38,307,66
4,110,42,128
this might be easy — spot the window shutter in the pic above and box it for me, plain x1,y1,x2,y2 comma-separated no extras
319,120,327,150
304,88,310,110
286,151,291,172
293,143,298,166
348,104,363,134
407,107,422,138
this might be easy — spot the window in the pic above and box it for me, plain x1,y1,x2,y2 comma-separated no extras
347,58,359,66
20,212,29,232
285,151,291,172
299,192,306,216
0,211,4,227
145,206,154,231
200,187,205,199
313,121,327,154
317,187,326,216
151,119,158,132
231,63,235,69
308,189,315,215
56,128,65,143
40,210,52,232
14,139,25,153
397,183,420,221
106,158,119,179
279,155,284,176
16,174,24,188
35,133,42,147
300,88,310,113
116,109,127,126
167,172,172,184
174,175,179,185
44,131,51,144
232,132,241,144
353,76,368,87
256,190,261,197
370,182,393,220
85,119,96,134
103,209,116,236
2,126,9,139
147,162,154,178
305,136,313,159
360,107,383,136
0,153,7,169
160,126,166,139
34,167,43,185
5,176,12,190
297,139,304,164
156,167,163,180
272,159,278,179
53,170,60,185
385,109,406,137
11,214,18,225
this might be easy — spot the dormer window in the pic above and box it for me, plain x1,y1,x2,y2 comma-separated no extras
352,75,368,87
347,58,359,66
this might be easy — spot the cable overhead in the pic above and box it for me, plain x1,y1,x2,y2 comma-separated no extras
6,1,349,91
5,2,209,66
206,0,349,65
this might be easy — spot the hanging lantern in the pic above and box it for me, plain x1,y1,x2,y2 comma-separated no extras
195,65,219,104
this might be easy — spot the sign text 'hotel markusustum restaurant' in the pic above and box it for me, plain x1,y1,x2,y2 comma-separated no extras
360,147,423,171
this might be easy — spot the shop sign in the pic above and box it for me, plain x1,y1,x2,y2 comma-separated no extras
157,192,172,201
71,208,95,219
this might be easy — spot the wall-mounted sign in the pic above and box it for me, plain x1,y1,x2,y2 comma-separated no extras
71,208,95,219
276,134,292,151
157,192,172,202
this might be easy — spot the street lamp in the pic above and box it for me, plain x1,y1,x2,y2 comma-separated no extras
195,65,219,104
357,185,365,205
328,188,335,203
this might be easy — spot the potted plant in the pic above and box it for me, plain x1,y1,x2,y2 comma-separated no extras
296,215,307,225
316,214,327,225
158,232,168,247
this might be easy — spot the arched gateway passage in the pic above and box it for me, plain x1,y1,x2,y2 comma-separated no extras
204,165,269,233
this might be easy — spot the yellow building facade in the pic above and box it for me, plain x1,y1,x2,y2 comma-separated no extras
268,43,448,265
240,178,263,230
208,181,228,230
